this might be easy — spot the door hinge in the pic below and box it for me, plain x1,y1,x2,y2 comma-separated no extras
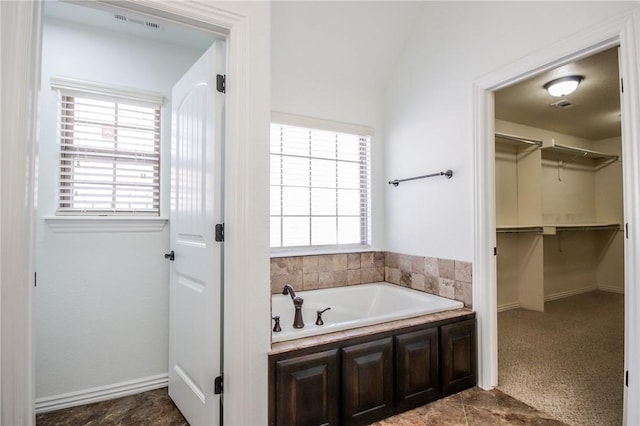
214,375,223,394
34,272,37,287
493,247,497,256
216,74,226,94
626,223,629,239
626,370,629,387
215,223,225,242
621,77,624,93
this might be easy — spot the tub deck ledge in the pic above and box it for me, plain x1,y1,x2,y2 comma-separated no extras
270,307,473,355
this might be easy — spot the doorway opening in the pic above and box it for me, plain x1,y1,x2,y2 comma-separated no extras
493,46,624,425
34,2,225,424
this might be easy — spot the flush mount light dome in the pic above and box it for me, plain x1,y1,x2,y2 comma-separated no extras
544,75,584,97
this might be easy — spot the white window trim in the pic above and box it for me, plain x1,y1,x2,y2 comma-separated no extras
51,76,164,217
44,216,168,233
51,76,164,107
270,112,373,255
271,111,374,138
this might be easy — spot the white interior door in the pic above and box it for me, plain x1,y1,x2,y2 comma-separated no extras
168,41,224,426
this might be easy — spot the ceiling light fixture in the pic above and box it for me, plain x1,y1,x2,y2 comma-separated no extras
544,75,583,97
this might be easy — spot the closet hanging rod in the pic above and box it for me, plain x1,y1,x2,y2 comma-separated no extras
388,169,453,187
495,132,543,147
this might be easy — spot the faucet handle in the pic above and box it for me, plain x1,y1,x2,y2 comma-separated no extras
316,307,331,326
272,316,281,332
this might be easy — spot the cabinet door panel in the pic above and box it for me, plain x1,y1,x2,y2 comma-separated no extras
441,318,477,396
342,337,394,425
276,349,339,426
395,327,439,411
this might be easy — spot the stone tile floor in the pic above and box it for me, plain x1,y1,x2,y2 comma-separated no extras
372,387,567,425
37,386,566,425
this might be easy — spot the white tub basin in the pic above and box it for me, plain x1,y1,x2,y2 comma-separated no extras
271,282,463,342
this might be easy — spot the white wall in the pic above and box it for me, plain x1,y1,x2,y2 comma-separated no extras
384,1,638,261
35,17,206,401
271,1,424,251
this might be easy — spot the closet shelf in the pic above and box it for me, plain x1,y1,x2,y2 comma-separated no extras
496,225,543,234
542,223,621,235
541,141,618,168
495,132,543,149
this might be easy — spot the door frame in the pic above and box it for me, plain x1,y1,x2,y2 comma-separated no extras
473,9,640,424
1,1,270,425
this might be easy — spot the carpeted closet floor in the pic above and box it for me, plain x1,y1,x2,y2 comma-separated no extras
497,290,624,426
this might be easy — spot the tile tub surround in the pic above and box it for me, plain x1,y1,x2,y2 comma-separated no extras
271,251,472,307
270,252,385,294
385,252,472,307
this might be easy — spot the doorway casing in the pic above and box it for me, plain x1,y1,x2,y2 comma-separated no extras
0,1,270,425
473,9,640,425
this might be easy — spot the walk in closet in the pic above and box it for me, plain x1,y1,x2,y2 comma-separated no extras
495,119,624,312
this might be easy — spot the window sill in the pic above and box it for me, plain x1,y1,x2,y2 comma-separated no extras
270,245,379,258
43,216,168,233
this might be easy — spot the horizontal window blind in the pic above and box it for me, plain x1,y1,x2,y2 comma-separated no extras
55,88,161,215
270,122,371,249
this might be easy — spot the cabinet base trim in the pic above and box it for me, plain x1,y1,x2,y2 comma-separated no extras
35,373,169,414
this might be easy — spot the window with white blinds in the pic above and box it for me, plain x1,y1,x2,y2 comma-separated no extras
53,81,161,215
270,122,371,250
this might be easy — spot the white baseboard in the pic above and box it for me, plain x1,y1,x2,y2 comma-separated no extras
598,285,625,294
35,373,169,414
498,286,600,312
544,286,597,302
497,301,521,312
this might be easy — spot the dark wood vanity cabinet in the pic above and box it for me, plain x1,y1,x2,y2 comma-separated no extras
269,314,476,426
274,349,340,426
441,319,477,396
395,328,440,411
342,338,394,425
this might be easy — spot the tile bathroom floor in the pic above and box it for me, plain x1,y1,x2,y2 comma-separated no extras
36,386,566,426
371,387,567,425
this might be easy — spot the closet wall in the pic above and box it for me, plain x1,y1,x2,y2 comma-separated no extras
495,119,623,311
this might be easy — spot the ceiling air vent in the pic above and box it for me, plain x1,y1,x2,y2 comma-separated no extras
113,14,163,31
549,99,578,109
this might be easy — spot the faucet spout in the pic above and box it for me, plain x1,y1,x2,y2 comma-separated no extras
282,284,297,300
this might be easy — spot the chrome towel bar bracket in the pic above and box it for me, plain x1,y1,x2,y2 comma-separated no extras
388,169,453,187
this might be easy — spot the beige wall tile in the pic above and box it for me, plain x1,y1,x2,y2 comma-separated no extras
399,253,412,272
411,255,425,274
410,273,425,291
332,254,348,271
438,278,455,299
385,252,399,269
303,272,319,290
454,280,472,307
271,252,471,305
425,256,439,278
425,275,439,295
438,258,455,280
271,273,302,294
302,256,319,273
333,270,347,286
318,271,334,289
455,260,472,283
361,252,375,268
347,269,361,285
387,267,401,284
400,271,412,287
347,253,361,270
